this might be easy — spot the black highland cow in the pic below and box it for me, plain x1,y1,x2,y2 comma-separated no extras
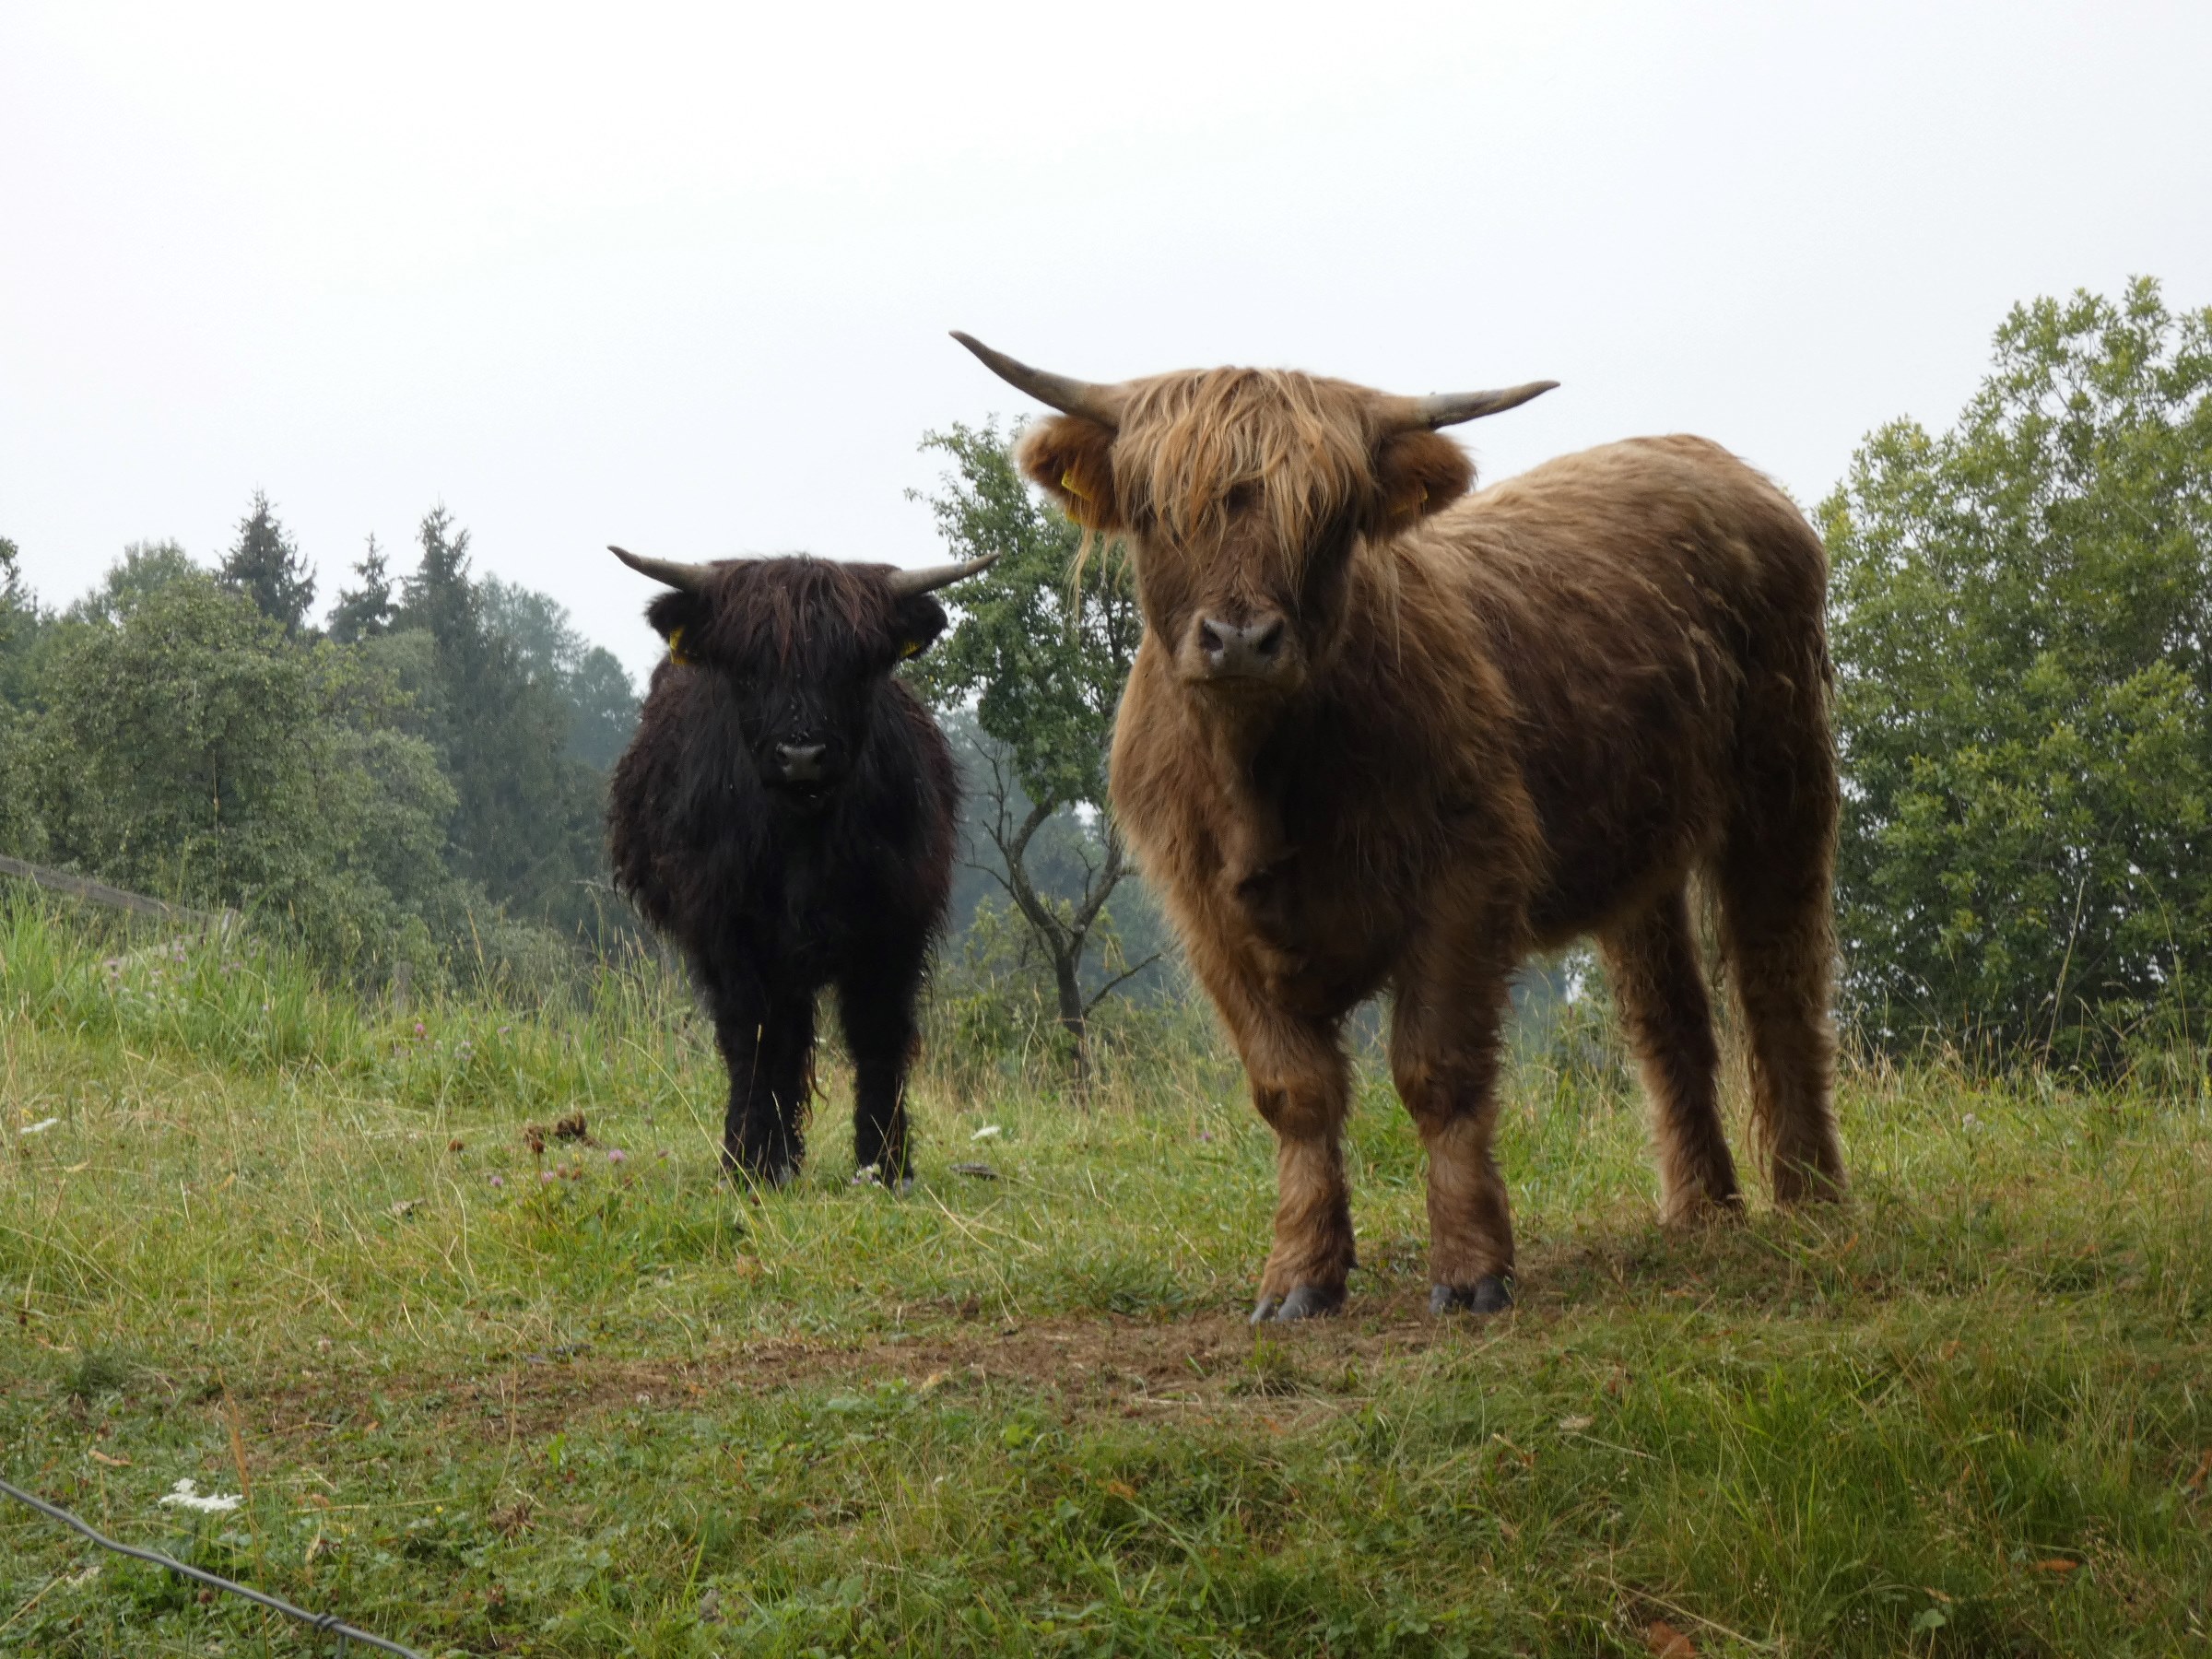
606,546,994,1187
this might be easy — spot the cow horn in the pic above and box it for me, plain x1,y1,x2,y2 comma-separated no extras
950,332,1127,428
1382,381,1561,431
607,545,714,592
885,552,1000,599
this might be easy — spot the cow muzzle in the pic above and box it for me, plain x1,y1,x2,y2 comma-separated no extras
774,742,827,783
1189,612,1299,688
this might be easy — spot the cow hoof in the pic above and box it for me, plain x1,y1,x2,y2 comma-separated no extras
1250,1283,1345,1324
727,1159,797,1192
1430,1276,1513,1317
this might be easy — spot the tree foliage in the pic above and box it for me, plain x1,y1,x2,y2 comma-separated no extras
66,540,198,627
218,489,317,633
480,576,642,770
0,535,39,711
326,534,396,644
910,421,1152,1082
27,574,455,959
391,509,608,930
2,502,643,982
1824,279,2212,1057
0,536,41,855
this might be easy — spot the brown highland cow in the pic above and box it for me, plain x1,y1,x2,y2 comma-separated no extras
956,334,1846,1323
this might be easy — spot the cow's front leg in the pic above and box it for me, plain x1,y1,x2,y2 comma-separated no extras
1392,935,1518,1316
837,952,925,1191
1222,994,1354,1323
712,987,816,1188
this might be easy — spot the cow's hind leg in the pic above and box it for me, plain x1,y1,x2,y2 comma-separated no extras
711,983,817,1187
1601,888,1740,1224
1717,846,1845,1205
1717,722,1846,1205
836,949,926,1190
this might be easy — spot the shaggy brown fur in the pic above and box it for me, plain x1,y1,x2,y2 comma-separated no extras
1013,369,1845,1320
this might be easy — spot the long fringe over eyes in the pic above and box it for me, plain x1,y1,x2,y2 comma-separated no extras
1112,369,1384,579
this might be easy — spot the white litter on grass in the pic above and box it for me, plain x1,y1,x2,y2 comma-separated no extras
970,1124,1002,1142
18,1118,60,1136
159,1478,241,1513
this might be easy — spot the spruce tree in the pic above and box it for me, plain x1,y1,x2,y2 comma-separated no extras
218,489,317,633
394,505,605,929
326,534,397,643
398,504,477,647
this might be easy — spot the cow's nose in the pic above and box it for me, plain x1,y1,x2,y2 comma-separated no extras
775,743,826,782
1197,615,1287,677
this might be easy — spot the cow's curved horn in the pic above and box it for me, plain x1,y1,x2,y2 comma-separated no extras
607,545,714,592
1382,381,1560,431
950,332,1127,428
885,551,1000,599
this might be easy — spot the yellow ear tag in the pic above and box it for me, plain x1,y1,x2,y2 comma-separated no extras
900,640,923,660
1059,468,1103,529
667,626,694,666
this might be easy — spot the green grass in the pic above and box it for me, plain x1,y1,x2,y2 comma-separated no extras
4,894,2211,1656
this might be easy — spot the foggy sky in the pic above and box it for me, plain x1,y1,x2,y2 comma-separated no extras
4,0,2207,683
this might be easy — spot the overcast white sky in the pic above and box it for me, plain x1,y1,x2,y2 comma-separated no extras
4,0,2207,683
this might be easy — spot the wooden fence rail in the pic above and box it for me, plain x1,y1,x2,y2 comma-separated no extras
0,854,240,935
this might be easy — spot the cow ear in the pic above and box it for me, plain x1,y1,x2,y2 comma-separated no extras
644,590,709,665
889,593,950,663
1374,429,1475,526
1016,415,1124,533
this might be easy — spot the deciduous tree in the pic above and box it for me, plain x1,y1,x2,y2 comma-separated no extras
912,421,1152,1084
1824,278,2211,1058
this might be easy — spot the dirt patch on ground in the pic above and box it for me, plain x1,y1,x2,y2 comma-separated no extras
232,1219,1815,1449
245,1290,1514,1446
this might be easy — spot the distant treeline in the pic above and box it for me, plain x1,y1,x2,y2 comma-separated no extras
0,500,639,986
3,280,2207,1069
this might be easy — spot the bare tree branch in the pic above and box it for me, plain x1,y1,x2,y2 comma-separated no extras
998,797,1070,954
1069,814,1128,938
956,853,1019,901
1084,951,1162,1015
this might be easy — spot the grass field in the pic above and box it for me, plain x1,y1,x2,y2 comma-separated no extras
5,896,2211,1657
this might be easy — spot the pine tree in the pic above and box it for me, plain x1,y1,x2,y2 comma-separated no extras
326,535,397,643
397,504,477,647
394,505,606,928
218,489,317,633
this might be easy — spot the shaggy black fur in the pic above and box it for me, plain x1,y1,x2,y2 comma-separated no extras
607,558,960,1186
